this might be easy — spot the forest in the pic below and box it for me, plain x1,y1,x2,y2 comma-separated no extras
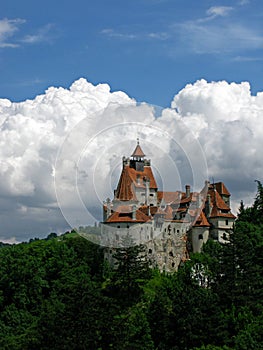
0,182,262,349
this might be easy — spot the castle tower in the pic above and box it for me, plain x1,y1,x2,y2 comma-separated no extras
130,138,146,171
101,140,236,272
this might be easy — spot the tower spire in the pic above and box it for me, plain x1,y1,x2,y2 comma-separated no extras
130,139,146,171
131,139,145,158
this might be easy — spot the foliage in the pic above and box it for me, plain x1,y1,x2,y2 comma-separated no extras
0,182,262,348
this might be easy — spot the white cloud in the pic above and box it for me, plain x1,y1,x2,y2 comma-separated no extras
0,18,25,48
0,78,262,240
101,28,137,40
170,4,263,56
21,23,56,44
238,0,250,5
101,28,169,41
171,79,263,206
206,6,233,19
174,20,263,54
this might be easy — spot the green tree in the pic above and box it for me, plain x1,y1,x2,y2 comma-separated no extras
106,233,152,306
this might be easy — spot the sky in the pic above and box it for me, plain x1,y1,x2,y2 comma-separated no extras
0,0,263,242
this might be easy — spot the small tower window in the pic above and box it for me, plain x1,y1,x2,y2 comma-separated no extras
148,249,152,254
225,219,229,225
198,234,203,240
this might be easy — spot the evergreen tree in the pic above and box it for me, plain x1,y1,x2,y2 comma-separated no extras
105,232,152,306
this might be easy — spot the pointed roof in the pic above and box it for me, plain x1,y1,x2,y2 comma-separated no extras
207,186,236,219
131,139,145,157
193,211,210,227
115,166,136,201
115,164,158,201
214,182,230,196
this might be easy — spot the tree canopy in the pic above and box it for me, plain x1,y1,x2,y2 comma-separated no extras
0,182,262,349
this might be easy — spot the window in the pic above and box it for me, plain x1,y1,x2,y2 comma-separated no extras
169,251,174,257
117,225,120,229
172,262,175,268
127,225,129,228
148,249,152,254
225,219,229,225
198,234,203,240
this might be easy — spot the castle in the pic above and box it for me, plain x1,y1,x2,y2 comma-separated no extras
101,141,235,272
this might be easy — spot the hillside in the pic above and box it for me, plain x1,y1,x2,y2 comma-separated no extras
0,183,262,349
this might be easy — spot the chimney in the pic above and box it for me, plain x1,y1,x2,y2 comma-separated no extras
132,205,137,220
196,193,202,208
106,198,111,219
185,185,190,198
144,177,150,205
205,194,211,217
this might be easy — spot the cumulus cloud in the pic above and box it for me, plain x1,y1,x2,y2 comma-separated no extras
171,79,263,209
0,78,262,241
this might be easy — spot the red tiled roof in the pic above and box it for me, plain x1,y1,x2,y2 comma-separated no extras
210,207,236,219
164,205,174,220
115,165,158,201
214,182,230,196
207,188,236,219
193,211,210,227
106,207,151,223
131,144,145,157
115,166,136,201
139,205,157,216
208,189,230,210
128,166,157,188
180,195,193,204
115,205,133,213
157,191,181,204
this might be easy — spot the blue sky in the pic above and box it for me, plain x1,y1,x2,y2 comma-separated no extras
1,0,262,107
